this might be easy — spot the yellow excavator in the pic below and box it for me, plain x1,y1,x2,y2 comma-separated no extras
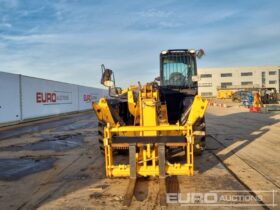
92,49,208,206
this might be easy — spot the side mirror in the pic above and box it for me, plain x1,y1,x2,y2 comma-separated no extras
101,64,115,87
196,49,205,59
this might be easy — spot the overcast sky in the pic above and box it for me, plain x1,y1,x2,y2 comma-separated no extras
0,0,280,88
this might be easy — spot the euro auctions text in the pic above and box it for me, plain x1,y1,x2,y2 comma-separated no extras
167,190,278,207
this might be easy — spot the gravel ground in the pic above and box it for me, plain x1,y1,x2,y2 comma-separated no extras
0,106,278,210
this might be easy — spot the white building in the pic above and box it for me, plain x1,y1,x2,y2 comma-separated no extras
197,66,280,97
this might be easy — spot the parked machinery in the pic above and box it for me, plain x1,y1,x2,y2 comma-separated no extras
232,88,278,105
217,89,233,99
259,88,278,104
92,49,208,206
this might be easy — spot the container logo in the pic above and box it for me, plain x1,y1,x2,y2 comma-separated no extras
36,92,56,103
36,91,72,105
83,94,98,103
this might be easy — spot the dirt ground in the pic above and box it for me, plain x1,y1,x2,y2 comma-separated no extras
0,105,279,210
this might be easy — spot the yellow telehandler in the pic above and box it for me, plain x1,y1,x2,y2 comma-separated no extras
92,49,208,206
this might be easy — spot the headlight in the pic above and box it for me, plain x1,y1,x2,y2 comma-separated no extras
189,49,196,53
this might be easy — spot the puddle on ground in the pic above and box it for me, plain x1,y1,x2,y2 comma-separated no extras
52,121,97,132
83,130,98,136
0,157,56,181
0,133,84,152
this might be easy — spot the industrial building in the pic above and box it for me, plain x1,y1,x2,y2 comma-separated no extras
197,65,280,97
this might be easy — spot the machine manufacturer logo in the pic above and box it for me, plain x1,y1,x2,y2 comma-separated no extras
36,91,72,105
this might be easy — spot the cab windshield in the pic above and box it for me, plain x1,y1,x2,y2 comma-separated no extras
161,54,196,87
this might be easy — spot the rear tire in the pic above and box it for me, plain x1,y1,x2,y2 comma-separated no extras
193,117,206,156
98,121,105,154
97,121,128,155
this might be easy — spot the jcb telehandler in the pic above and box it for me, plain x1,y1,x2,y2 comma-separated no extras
92,49,208,206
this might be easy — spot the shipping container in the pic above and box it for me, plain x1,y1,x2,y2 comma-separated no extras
0,72,21,124
78,86,105,111
21,76,79,119
0,71,107,125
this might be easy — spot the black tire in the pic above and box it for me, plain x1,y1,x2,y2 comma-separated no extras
98,121,106,154
193,117,206,156
98,121,128,155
